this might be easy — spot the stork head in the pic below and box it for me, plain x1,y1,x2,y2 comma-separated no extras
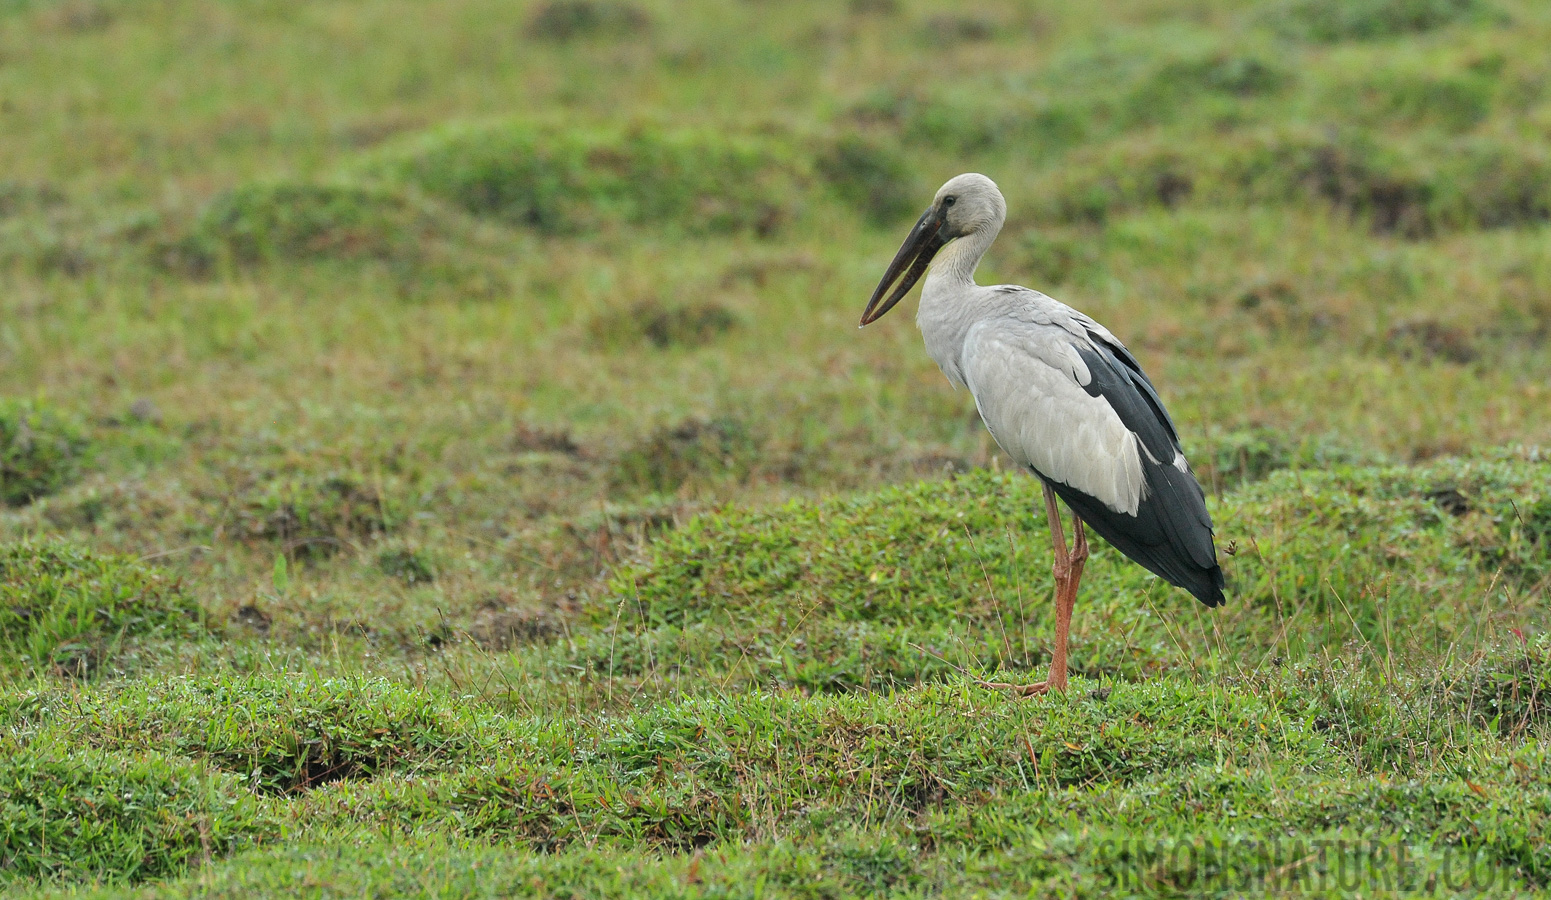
859,173,1005,326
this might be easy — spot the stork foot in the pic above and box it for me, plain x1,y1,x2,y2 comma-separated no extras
975,679,1051,697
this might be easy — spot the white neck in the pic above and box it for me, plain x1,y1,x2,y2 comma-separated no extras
924,223,999,291
915,223,1002,388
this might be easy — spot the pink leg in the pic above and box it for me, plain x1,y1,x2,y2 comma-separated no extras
979,483,1088,696
1047,506,1088,692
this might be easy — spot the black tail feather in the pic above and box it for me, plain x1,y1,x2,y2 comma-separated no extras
1039,461,1226,608
1044,335,1226,607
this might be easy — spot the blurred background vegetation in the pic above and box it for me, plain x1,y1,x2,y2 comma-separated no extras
1,0,1546,646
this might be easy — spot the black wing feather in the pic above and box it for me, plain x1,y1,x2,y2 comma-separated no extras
1035,333,1225,607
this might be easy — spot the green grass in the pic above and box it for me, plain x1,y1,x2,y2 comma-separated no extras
0,734,271,884
575,456,1548,692
0,0,1549,895
4,655,1549,894
0,541,202,678
155,180,513,301
0,399,88,508
363,121,814,237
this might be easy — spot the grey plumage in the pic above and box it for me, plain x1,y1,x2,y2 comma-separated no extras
865,173,1224,608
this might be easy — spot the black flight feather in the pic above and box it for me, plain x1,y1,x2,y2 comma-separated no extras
1032,333,1226,608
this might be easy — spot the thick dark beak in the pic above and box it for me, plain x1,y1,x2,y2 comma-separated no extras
859,205,948,326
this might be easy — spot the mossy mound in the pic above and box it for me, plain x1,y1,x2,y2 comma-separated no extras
0,398,89,508
587,298,740,350
320,682,1332,853
610,415,762,495
858,23,1542,242
1039,127,1551,235
159,181,511,299
587,456,1548,691
814,134,920,226
375,544,437,584
0,735,270,884
367,122,809,236
18,674,500,796
53,821,1543,899
7,666,1548,893
1262,0,1500,43
853,43,1293,160
229,472,399,559
525,0,651,41
0,541,202,677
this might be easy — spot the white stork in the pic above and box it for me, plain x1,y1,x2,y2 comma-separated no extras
859,173,1224,695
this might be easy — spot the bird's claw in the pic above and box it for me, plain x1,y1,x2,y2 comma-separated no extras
975,679,1051,697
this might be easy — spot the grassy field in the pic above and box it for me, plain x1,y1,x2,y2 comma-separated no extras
1,0,1549,895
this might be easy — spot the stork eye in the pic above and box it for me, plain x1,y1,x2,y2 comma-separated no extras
942,196,957,207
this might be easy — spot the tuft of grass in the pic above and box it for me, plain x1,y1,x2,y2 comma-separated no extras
375,544,436,584
0,398,89,508
1195,424,1297,490
1386,318,1479,363
589,298,739,350
1018,227,1103,286
919,13,1000,46
1437,639,1551,736
611,416,762,495
1525,498,1551,547
1336,63,1500,132
1473,492,1551,583
0,180,63,216
815,133,919,226
368,122,807,237
21,674,498,796
230,473,396,560
0,735,271,885
0,540,202,678
1152,52,1289,97
525,0,651,42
